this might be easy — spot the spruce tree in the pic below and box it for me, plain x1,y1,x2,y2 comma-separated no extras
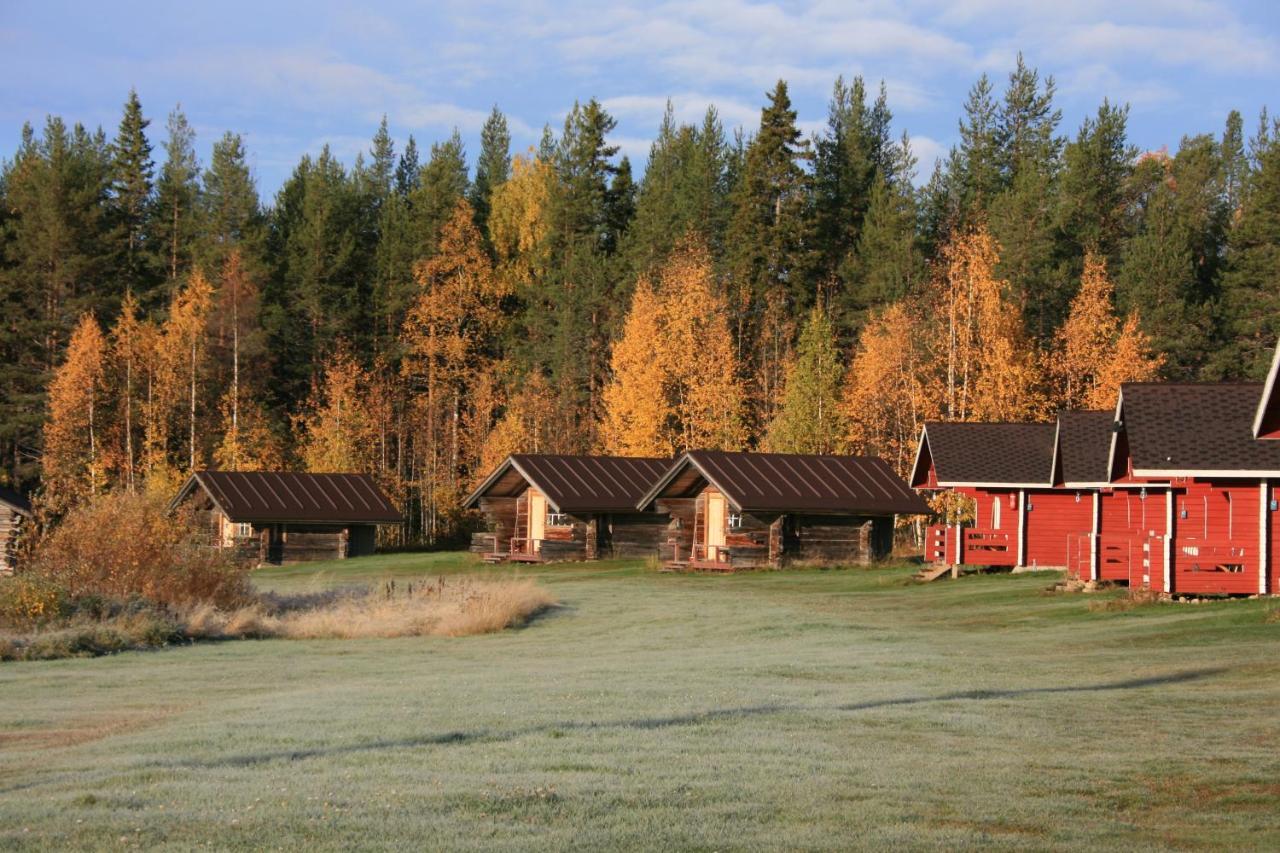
765,303,846,454
201,131,263,270
1217,132,1280,378
1057,100,1134,260
394,134,420,197
411,130,469,258
152,107,201,288
470,106,511,237
109,89,158,300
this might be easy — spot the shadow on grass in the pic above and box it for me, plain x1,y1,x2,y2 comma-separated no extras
81,666,1223,776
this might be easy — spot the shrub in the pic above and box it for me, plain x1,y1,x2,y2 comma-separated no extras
0,574,69,630
26,491,252,608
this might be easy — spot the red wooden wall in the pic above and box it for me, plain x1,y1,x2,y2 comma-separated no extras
1173,480,1260,595
1099,488,1166,584
1024,490,1092,569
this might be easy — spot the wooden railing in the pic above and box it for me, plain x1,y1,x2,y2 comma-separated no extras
691,543,730,565
509,537,545,556
922,525,1014,566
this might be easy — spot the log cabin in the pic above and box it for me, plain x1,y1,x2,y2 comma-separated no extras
169,471,402,565
0,485,31,575
638,451,929,571
463,454,672,563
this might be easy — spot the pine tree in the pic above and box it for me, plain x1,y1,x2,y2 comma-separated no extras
395,135,420,196
41,313,109,516
471,106,511,237
152,106,201,288
1217,131,1280,378
201,131,262,271
1222,110,1248,215
623,105,732,278
1058,100,1134,259
600,276,672,456
765,303,846,454
842,143,921,334
412,130,469,259
725,81,816,428
955,74,1000,214
109,89,158,300
1115,149,1214,378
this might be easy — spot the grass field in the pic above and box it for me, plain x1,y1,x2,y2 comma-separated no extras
2,554,1279,850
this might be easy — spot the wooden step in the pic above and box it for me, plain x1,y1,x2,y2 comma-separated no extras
915,563,953,582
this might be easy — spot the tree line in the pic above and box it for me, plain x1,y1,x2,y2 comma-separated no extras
3,55,1278,543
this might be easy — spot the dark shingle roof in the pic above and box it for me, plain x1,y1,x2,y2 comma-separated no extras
464,455,671,513
641,451,930,515
173,471,402,524
1056,411,1115,485
1121,382,1280,473
921,422,1056,485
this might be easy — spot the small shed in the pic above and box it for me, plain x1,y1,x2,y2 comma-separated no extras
462,454,672,562
639,451,928,571
170,471,402,564
0,486,31,575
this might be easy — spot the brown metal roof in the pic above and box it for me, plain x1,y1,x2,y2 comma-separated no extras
920,422,1057,486
1055,411,1115,485
641,451,930,515
173,471,402,524
1120,382,1280,473
463,454,672,513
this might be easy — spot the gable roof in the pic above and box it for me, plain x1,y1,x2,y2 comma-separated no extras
1253,337,1280,438
0,485,31,516
1054,411,1115,485
913,422,1056,487
171,471,402,524
463,454,671,513
639,450,930,515
1117,382,1280,475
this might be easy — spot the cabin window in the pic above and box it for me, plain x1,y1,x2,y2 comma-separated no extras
233,522,253,539
728,512,743,530
546,510,569,527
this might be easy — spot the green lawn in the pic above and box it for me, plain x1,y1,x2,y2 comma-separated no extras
2,554,1279,850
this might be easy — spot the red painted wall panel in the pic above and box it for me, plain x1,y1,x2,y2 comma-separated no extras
1172,480,1259,595
1024,490,1092,569
1098,489,1166,584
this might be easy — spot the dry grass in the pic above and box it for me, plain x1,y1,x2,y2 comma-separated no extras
181,575,557,641
1088,586,1163,612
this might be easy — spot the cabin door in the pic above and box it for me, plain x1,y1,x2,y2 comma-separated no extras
705,491,727,560
528,490,547,553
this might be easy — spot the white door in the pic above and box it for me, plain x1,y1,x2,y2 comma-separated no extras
705,491,727,559
528,490,546,552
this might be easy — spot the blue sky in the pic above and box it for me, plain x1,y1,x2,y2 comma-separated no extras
2,1,1276,195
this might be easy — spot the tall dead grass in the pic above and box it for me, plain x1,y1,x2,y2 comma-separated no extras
180,576,556,641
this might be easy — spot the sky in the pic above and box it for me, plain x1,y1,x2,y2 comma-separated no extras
2,0,1277,195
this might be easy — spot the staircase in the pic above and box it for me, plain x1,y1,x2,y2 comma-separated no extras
914,563,953,583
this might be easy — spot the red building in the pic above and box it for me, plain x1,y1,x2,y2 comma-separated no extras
910,422,1057,570
1110,382,1280,595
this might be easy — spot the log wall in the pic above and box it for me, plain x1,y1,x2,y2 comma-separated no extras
0,506,22,575
607,513,669,559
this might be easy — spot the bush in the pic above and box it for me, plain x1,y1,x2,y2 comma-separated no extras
0,574,68,629
26,491,252,608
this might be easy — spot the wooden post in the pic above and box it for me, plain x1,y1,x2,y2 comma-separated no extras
1090,491,1101,582
1260,480,1270,596
1017,490,1027,568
